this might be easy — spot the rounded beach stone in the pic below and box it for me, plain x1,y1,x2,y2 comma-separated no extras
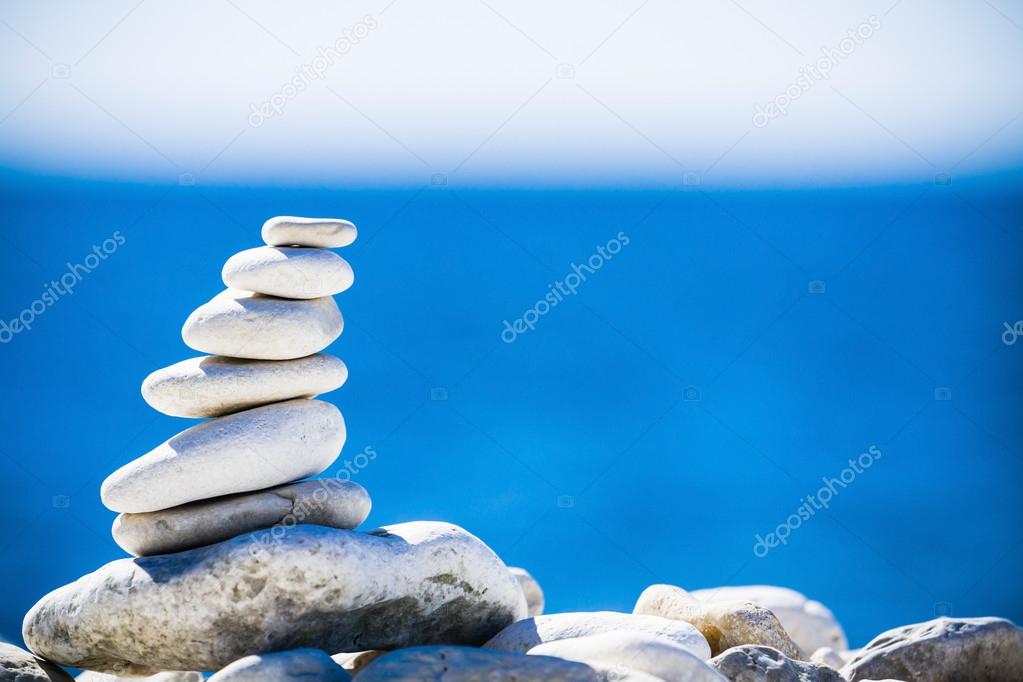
810,647,847,669
841,616,1023,682
484,611,711,660
77,673,202,681
222,246,353,299
692,585,847,653
0,641,73,681
529,632,728,682
509,566,545,617
709,645,843,682
142,353,347,418
262,217,357,248
101,399,345,513
357,645,661,682
331,651,385,675
209,649,350,681
635,585,801,659
112,479,371,556
22,522,526,675
182,288,342,360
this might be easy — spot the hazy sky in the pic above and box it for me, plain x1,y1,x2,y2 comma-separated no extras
2,0,1022,187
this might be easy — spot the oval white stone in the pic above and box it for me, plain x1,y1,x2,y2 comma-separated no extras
142,353,347,418
101,399,345,513
485,612,711,661
509,567,545,617
112,479,371,556
262,216,357,248
182,289,343,360
222,246,353,299
529,632,728,682
691,585,847,653
209,649,350,682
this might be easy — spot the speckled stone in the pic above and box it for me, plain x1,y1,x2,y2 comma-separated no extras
23,522,526,676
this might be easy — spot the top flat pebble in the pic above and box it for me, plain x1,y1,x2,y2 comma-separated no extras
262,217,357,248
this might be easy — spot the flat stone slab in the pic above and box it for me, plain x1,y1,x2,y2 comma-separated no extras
23,522,526,675
262,216,357,248
182,288,342,360
222,246,354,299
113,479,371,556
142,353,347,418
101,399,345,513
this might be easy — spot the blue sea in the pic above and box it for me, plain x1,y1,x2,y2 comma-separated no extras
1,176,1021,649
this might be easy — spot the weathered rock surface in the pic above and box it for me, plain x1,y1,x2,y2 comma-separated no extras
510,567,545,617
709,645,843,681
182,288,343,360
484,611,711,660
841,616,1023,681
262,217,357,248
112,479,370,556
357,646,661,681
692,586,847,653
0,642,72,681
635,585,802,659
208,648,350,681
529,632,728,682
77,672,203,681
222,246,354,299
809,647,847,670
101,399,345,513
142,353,347,417
23,522,526,675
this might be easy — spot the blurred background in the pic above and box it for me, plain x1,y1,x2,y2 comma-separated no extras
1,0,1021,650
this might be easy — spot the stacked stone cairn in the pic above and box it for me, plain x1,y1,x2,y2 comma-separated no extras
8,218,1023,681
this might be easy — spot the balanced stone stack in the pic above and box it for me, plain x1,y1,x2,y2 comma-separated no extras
20,217,528,676
104,216,365,556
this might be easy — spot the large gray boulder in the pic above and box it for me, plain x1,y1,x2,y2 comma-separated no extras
23,522,526,676
842,616,1023,681
0,642,72,681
